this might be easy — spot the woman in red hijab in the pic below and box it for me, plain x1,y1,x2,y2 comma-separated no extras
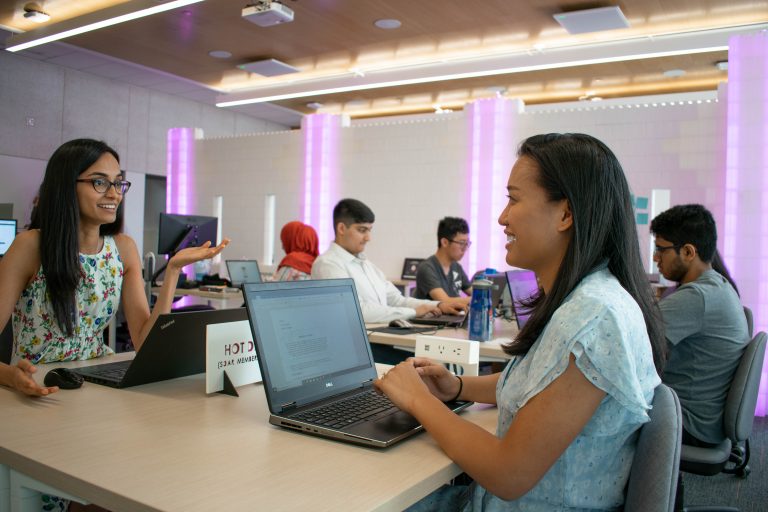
273,221,319,281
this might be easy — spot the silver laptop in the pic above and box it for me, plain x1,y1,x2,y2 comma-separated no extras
226,259,262,287
505,269,539,328
242,278,472,448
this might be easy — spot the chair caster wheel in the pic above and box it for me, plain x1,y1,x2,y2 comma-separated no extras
735,465,750,479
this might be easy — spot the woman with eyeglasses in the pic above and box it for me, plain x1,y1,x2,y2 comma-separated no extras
0,139,229,397
375,133,666,510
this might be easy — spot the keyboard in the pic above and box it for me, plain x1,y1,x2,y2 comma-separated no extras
81,360,131,379
291,390,398,429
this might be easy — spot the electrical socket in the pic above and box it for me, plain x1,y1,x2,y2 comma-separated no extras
415,335,480,365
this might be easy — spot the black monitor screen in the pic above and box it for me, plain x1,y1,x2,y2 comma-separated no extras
0,219,17,256
157,213,218,255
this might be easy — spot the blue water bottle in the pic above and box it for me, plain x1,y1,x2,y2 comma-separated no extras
469,278,493,341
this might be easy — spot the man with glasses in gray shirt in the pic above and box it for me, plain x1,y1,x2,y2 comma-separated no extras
414,217,472,306
651,204,749,447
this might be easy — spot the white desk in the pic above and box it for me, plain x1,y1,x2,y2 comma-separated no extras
367,318,518,361
0,354,498,511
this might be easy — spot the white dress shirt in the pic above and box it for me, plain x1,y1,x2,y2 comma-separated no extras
311,243,439,323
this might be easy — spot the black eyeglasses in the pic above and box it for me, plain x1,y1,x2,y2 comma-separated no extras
449,239,472,248
76,178,131,195
653,244,682,256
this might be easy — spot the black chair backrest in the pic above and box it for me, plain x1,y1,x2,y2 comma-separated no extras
0,321,13,365
724,331,767,443
625,384,682,512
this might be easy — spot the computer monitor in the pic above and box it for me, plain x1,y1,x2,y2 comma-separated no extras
157,213,218,255
505,269,540,329
226,260,262,287
401,257,424,280
0,219,17,257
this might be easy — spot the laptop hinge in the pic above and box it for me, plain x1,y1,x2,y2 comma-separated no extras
281,401,297,411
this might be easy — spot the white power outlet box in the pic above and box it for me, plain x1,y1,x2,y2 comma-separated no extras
415,335,480,376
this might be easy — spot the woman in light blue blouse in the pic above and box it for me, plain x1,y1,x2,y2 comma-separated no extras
375,133,666,510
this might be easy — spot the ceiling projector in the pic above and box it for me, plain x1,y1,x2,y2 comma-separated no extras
242,1,294,27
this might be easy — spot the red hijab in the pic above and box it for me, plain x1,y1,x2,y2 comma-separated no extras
278,221,319,274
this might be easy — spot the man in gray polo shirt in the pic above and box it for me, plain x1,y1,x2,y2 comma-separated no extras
651,204,749,446
414,217,472,306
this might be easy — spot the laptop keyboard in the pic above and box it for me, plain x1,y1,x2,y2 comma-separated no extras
82,360,131,379
291,390,398,429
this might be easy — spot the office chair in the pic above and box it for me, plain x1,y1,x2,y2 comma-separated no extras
0,321,12,364
743,306,753,338
676,331,767,511
625,384,682,512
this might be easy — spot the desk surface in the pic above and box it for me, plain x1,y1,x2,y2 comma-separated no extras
367,318,518,361
0,354,498,512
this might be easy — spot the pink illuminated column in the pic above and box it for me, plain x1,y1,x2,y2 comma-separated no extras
722,32,768,416
166,127,199,215
464,98,522,274
166,127,200,282
301,114,342,251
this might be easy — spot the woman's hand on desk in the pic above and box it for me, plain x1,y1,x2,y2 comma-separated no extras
6,359,59,397
167,238,231,272
374,357,459,414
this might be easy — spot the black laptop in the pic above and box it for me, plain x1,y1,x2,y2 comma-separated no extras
410,312,468,327
242,278,472,448
73,308,247,388
505,269,539,328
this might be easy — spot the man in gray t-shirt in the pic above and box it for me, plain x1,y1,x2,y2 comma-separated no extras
651,204,749,445
414,217,472,305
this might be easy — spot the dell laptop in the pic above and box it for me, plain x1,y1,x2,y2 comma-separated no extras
242,278,472,448
73,308,247,388
226,259,262,287
505,269,540,329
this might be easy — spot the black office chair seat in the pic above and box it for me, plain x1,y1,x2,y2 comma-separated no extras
680,441,732,476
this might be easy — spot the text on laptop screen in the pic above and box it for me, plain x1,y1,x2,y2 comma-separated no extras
226,260,261,285
506,270,539,328
246,282,372,396
0,219,16,256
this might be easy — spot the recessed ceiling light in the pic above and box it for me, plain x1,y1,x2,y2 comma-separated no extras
306,102,323,110
374,19,401,29
208,50,232,59
553,6,630,35
715,60,729,71
663,69,686,77
23,3,50,23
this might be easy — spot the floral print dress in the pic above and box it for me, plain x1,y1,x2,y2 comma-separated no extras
12,236,123,364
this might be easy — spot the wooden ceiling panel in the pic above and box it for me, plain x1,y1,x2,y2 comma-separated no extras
0,0,764,118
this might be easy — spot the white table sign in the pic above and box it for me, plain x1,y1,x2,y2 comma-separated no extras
206,320,262,394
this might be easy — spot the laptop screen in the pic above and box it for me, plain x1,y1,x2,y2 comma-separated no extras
0,219,16,256
226,260,262,286
243,279,376,411
505,270,539,328
401,257,423,280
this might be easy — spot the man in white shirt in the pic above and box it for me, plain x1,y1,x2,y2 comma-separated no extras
312,198,466,323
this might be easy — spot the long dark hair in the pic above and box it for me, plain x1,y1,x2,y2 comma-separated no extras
711,249,739,296
36,139,123,336
505,134,666,374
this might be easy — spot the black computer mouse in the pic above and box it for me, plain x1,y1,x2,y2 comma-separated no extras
43,368,84,389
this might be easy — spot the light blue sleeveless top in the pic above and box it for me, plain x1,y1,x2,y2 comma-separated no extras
468,268,660,511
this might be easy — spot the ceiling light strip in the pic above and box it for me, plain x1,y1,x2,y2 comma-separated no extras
5,0,204,52
217,45,726,107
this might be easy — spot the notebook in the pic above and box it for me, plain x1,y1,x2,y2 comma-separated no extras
226,259,262,287
242,278,472,448
505,269,540,329
73,308,247,388
400,257,424,280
